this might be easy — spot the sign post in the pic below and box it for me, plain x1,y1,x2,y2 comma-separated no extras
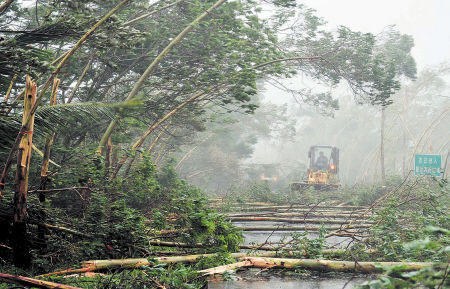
414,154,441,176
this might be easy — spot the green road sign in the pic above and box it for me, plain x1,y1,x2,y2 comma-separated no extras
414,154,441,176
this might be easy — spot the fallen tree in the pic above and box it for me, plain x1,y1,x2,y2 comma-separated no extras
148,239,376,254
241,257,435,273
238,225,371,231
227,216,375,224
0,273,82,289
226,212,375,219
37,255,437,278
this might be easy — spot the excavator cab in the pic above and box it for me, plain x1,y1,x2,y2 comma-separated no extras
291,146,339,192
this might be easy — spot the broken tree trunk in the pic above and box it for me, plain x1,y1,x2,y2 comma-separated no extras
198,261,252,276
39,254,436,278
238,225,370,231
226,212,374,219
12,76,36,268
218,204,369,211
38,77,60,249
0,272,82,289
148,240,376,254
242,257,434,273
39,252,276,277
227,216,375,224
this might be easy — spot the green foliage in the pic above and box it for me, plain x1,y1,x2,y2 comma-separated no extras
45,264,204,289
194,252,235,270
289,228,326,258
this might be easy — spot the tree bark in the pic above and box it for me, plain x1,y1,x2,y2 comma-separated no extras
242,257,434,273
12,76,36,268
0,273,83,289
37,78,60,249
0,0,14,16
238,225,369,231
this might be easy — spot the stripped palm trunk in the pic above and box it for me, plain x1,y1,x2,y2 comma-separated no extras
37,78,60,249
12,76,36,268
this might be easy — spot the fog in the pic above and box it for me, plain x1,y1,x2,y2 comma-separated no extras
175,0,450,194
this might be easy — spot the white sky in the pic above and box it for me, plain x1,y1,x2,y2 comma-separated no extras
299,0,450,70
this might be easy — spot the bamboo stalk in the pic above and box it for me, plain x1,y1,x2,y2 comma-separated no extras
0,272,82,289
241,257,434,273
97,0,228,154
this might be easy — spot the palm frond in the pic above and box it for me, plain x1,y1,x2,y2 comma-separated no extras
0,102,132,160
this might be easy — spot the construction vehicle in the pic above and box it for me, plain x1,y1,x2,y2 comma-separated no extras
291,145,339,191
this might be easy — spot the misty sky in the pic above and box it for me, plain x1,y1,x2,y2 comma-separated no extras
300,0,450,70
250,0,450,181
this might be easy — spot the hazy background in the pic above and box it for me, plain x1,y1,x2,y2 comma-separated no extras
174,0,450,193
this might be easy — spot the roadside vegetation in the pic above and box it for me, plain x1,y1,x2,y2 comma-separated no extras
0,0,448,288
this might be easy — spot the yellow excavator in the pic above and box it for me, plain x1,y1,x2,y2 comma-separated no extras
291,145,340,191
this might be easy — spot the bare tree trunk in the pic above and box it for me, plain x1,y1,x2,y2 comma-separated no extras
66,57,93,104
0,0,14,16
380,106,386,184
12,76,36,268
37,78,60,249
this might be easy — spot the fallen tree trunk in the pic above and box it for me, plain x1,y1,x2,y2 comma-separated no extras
238,225,370,231
38,254,436,278
0,273,82,289
198,261,252,276
227,216,375,224
38,252,275,277
221,207,369,214
214,204,369,210
148,240,375,254
226,212,375,219
242,257,434,273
